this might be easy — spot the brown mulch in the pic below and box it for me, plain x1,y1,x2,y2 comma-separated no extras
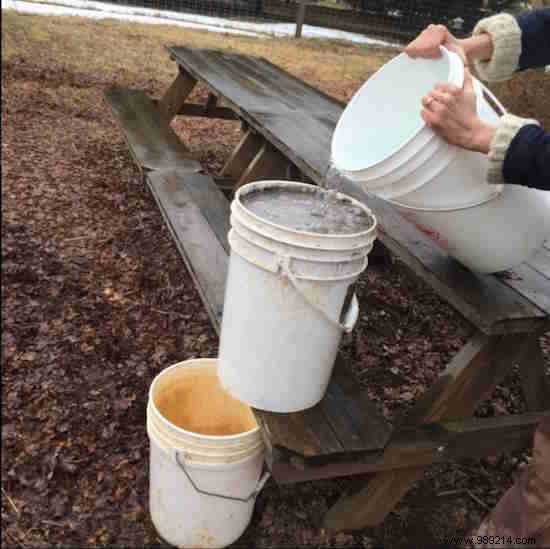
2,55,548,549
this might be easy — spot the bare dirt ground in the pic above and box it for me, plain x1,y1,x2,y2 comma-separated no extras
2,11,549,548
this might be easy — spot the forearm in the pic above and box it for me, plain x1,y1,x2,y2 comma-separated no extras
460,9,550,82
502,125,550,191
485,115,549,190
461,33,494,65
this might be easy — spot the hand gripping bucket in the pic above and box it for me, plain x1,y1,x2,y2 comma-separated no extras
147,359,269,548
217,181,377,413
331,47,507,210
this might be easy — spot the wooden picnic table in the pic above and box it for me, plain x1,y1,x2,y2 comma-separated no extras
104,46,550,530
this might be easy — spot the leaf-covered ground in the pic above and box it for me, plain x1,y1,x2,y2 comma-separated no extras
2,12,549,548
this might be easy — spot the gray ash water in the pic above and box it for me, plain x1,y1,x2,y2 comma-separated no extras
241,186,372,235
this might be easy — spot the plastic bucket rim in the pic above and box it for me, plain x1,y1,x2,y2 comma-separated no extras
150,441,265,471
147,414,264,465
338,131,450,190
228,229,369,282
234,180,378,241
331,46,463,174
230,212,375,258
148,358,261,442
146,403,262,450
333,124,438,179
231,204,377,254
388,189,501,212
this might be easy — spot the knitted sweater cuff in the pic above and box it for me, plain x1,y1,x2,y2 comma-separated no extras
472,13,522,82
487,114,539,184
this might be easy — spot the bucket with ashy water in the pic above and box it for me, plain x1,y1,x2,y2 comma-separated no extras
217,180,377,413
147,359,269,548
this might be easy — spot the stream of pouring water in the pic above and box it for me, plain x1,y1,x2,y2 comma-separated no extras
313,162,353,218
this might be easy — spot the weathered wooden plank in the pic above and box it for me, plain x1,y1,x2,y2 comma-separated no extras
324,331,529,530
166,47,548,335
257,406,344,459
178,102,238,120
255,356,392,461
153,99,238,119
146,170,228,331
402,332,528,426
212,176,235,192
236,141,289,189
179,173,231,254
497,263,550,315
205,92,218,112
104,87,202,173
319,357,391,453
527,247,550,279
166,47,344,118
158,70,197,125
220,129,262,180
270,412,544,484
518,330,550,412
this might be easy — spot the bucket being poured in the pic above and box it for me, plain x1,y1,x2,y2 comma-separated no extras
331,46,505,210
391,185,550,274
218,181,377,413
147,359,268,549
330,47,550,273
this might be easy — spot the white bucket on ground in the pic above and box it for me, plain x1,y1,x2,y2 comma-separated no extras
218,181,377,413
331,47,505,210
147,359,268,549
391,185,550,273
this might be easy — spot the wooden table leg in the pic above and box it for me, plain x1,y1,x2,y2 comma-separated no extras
324,331,532,531
158,69,197,126
220,129,262,181
236,141,289,189
518,328,550,412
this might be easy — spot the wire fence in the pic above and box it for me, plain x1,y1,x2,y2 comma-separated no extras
102,0,533,43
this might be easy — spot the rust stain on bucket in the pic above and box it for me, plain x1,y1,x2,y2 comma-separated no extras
154,370,257,436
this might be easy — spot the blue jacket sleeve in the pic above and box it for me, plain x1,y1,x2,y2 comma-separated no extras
503,124,550,190
516,8,550,70
501,9,550,190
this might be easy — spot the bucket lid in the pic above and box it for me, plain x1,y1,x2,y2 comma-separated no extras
331,47,463,174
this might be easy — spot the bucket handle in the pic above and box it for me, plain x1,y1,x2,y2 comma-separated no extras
473,78,507,117
173,450,271,503
277,255,361,333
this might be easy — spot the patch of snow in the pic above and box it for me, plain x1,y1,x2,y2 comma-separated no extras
2,0,401,47
1,0,260,35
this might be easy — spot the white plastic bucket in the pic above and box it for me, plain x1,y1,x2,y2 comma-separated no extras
331,47,505,210
390,185,550,273
147,359,269,549
218,181,377,413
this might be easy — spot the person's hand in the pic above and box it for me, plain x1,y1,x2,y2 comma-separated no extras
405,24,468,67
421,67,495,154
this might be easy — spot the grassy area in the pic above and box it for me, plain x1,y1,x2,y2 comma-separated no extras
1,10,395,101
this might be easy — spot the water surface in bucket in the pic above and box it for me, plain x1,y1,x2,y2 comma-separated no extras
154,371,257,436
242,187,372,234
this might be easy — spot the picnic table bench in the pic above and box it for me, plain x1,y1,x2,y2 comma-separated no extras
104,46,550,530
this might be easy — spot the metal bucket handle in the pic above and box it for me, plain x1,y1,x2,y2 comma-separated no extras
173,449,271,503
277,254,361,333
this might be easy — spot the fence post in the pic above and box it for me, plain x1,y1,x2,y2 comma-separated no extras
295,0,307,38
